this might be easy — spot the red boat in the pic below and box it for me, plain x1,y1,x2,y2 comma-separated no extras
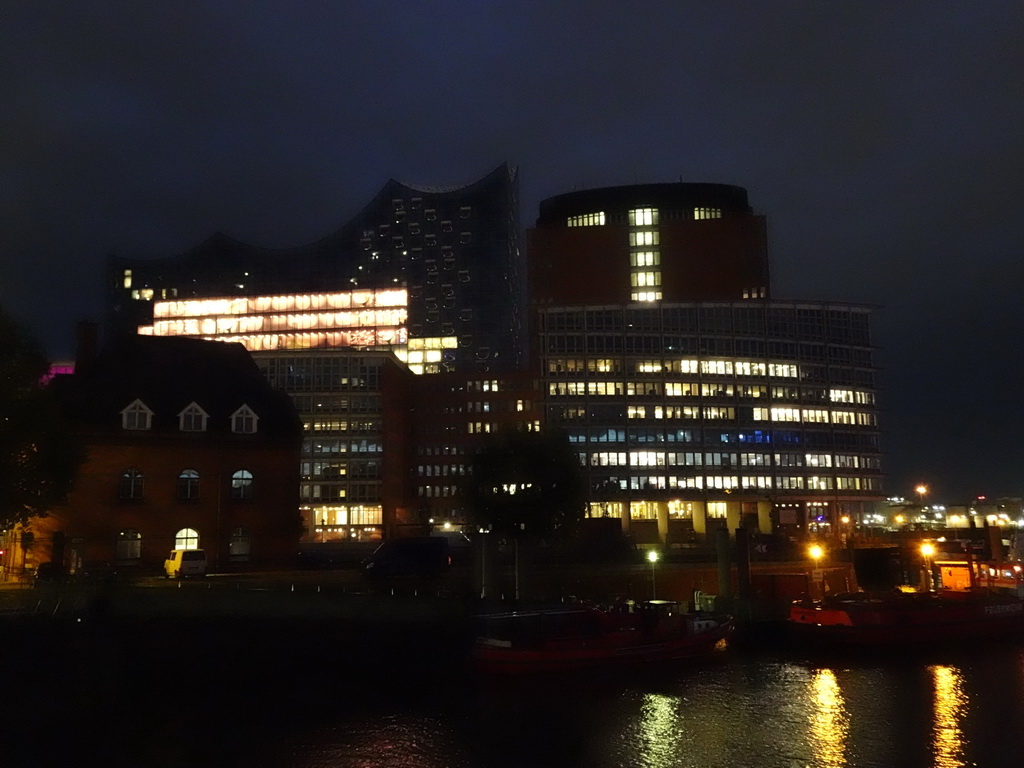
789,588,1024,646
472,599,734,675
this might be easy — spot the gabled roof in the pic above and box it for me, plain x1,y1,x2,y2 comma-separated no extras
58,336,301,438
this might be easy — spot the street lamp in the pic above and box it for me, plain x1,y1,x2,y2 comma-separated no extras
921,542,936,591
808,544,826,599
647,549,659,599
916,484,928,507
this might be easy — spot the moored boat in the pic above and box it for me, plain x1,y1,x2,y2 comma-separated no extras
788,587,1024,647
473,599,734,675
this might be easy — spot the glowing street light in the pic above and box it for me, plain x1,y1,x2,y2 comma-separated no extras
647,549,660,599
916,484,928,506
808,544,826,599
921,541,936,591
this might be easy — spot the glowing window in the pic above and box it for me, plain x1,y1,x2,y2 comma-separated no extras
630,251,660,267
694,207,722,220
629,231,659,246
174,528,200,550
567,212,606,227
628,208,658,226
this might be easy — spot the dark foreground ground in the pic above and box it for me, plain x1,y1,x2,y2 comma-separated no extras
1,579,476,768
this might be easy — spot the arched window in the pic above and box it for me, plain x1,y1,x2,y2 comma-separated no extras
174,528,200,550
119,468,144,500
229,527,252,562
177,469,200,501
231,470,254,500
116,529,142,563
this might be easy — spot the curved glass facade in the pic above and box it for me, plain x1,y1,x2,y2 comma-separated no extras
537,301,880,532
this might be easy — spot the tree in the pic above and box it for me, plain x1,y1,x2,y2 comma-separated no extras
0,308,81,527
464,429,586,539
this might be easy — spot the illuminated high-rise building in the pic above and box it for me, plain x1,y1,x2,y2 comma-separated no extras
108,163,525,374
527,183,882,538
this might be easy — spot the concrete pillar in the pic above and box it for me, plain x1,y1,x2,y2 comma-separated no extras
757,501,773,534
692,500,708,535
656,501,669,545
726,501,742,534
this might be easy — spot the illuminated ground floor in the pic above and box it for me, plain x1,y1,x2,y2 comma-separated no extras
586,496,879,544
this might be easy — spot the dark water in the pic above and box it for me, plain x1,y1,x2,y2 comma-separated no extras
11,616,1024,768
271,644,1024,768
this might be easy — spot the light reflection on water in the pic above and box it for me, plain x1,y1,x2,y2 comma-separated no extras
808,669,848,768
930,665,967,768
280,646,1024,768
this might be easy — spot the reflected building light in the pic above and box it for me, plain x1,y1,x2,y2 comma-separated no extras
808,669,848,768
931,664,967,768
637,692,679,767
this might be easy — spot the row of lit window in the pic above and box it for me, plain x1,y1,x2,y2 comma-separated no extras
141,329,406,354
152,290,406,319
584,451,878,468
631,290,663,303
588,474,879,492
547,359,801,378
305,504,382,526
630,231,659,247
548,379,813,397
630,271,661,288
567,212,606,227
593,475,880,493
753,408,877,426
630,251,660,268
148,309,406,337
627,405,736,420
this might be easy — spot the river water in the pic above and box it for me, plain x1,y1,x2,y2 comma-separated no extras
266,640,1023,768
10,611,1024,767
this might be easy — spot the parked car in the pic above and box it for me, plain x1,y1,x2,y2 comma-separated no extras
163,549,208,579
33,561,68,586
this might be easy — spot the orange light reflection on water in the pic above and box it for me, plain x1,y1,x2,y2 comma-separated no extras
930,664,968,768
808,669,848,768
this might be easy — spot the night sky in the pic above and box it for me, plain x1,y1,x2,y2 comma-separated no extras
3,3,1022,502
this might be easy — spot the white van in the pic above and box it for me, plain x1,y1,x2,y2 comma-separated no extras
164,549,208,579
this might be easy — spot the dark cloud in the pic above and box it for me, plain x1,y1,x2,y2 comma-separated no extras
2,1,1022,500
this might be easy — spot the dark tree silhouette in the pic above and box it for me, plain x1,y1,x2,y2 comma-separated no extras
0,308,81,527
464,429,586,539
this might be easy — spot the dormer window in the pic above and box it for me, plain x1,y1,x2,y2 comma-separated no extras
231,405,259,434
178,403,208,432
121,400,153,431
